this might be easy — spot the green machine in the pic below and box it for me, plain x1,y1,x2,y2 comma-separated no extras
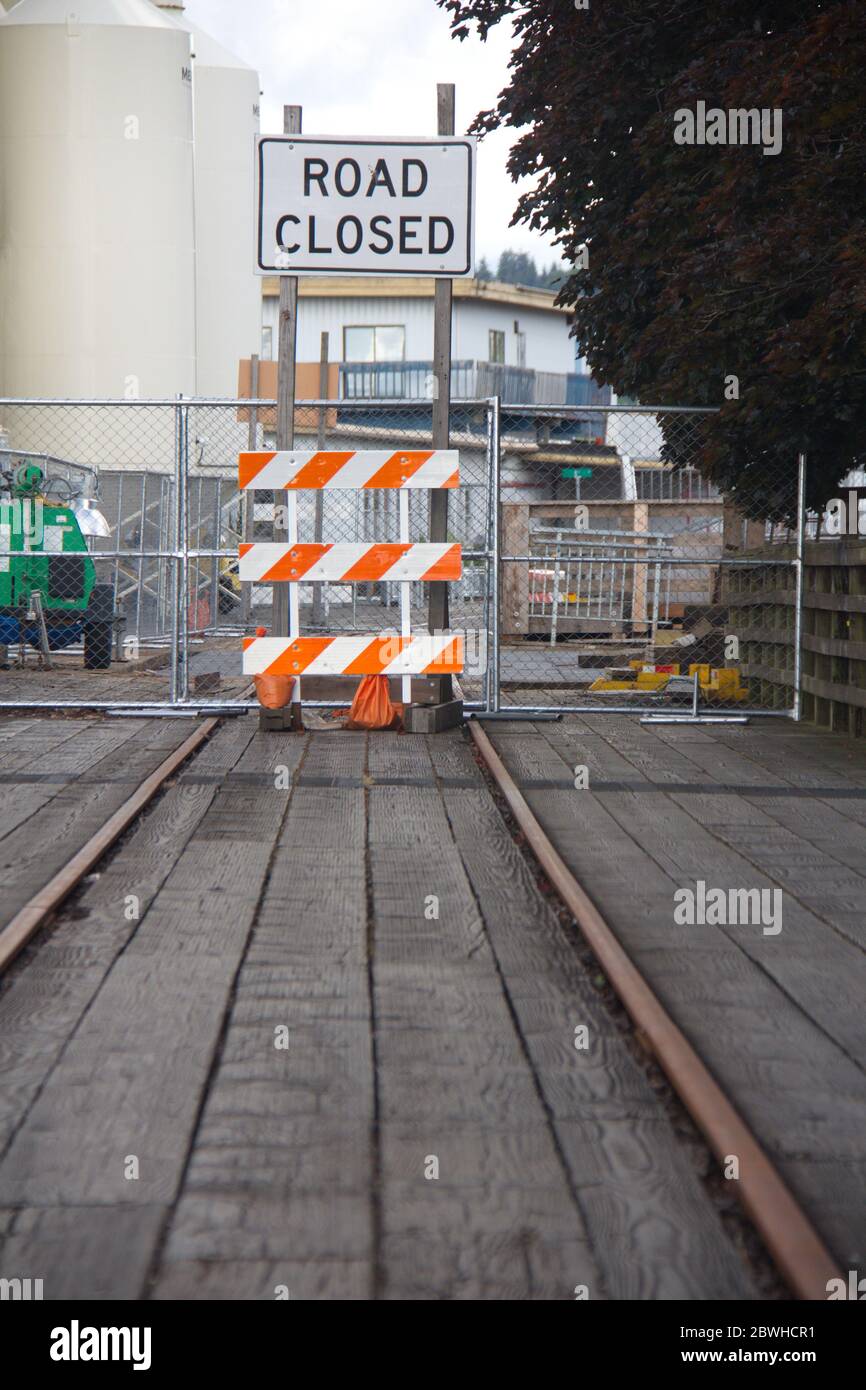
0,459,115,668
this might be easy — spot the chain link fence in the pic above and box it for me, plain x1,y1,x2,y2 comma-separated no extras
0,396,804,718
495,405,802,717
0,403,181,708
0,396,494,712
183,396,494,709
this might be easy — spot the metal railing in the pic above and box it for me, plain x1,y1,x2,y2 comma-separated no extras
527,526,674,646
338,359,614,408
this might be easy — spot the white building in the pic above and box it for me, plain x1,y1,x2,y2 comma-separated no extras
260,275,587,397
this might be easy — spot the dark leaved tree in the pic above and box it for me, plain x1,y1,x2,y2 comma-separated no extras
438,0,866,517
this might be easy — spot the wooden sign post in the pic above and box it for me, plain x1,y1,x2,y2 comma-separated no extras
427,83,455,711
273,103,302,729
311,330,329,630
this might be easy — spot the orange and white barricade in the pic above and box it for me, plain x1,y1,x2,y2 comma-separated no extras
238,449,464,706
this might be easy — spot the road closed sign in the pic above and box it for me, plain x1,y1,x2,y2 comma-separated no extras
255,136,475,277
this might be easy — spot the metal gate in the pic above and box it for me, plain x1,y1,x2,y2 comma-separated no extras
491,403,804,720
0,396,495,713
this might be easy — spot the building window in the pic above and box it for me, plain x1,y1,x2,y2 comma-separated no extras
489,329,506,364
261,325,273,361
344,325,406,362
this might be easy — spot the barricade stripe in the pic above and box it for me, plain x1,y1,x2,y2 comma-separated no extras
364,450,433,489
238,542,461,583
416,543,462,581
285,451,357,490
422,636,463,674
238,449,277,490
238,543,326,582
343,635,397,676
242,634,464,676
340,543,414,582
238,449,459,490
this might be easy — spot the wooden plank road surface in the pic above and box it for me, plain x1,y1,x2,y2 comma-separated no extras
0,717,203,921
484,713,866,1275
0,717,760,1299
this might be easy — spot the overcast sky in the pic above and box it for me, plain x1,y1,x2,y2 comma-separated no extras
181,0,559,270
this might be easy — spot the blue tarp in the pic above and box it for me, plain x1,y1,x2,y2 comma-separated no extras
0,615,82,650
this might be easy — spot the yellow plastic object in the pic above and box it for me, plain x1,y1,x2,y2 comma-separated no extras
686,663,749,702
589,663,748,701
705,668,749,702
589,676,633,692
589,671,672,693
635,672,671,690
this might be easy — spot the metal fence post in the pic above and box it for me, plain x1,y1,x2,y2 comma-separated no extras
482,399,493,709
240,355,259,629
179,398,191,702
490,394,501,713
169,395,183,704
793,451,807,721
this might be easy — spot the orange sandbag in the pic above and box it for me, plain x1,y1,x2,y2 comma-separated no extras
345,674,401,730
254,674,294,710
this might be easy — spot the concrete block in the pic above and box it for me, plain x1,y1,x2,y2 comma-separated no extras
258,704,304,733
402,699,464,735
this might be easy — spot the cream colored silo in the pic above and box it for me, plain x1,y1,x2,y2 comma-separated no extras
0,0,196,405
155,2,261,398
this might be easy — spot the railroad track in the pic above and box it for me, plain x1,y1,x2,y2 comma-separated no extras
0,706,844,1300
0,717,220,974
467,716,842,1302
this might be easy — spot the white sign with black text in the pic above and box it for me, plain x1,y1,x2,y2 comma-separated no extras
255,135,475,277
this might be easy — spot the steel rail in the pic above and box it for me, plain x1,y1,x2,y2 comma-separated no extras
501,554,790,567
473,704,793,717
0,717,220,975
468,715,842,1301
0,396,718,413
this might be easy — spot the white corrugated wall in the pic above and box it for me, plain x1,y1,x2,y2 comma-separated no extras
155,3,262,397
0,0,196,402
